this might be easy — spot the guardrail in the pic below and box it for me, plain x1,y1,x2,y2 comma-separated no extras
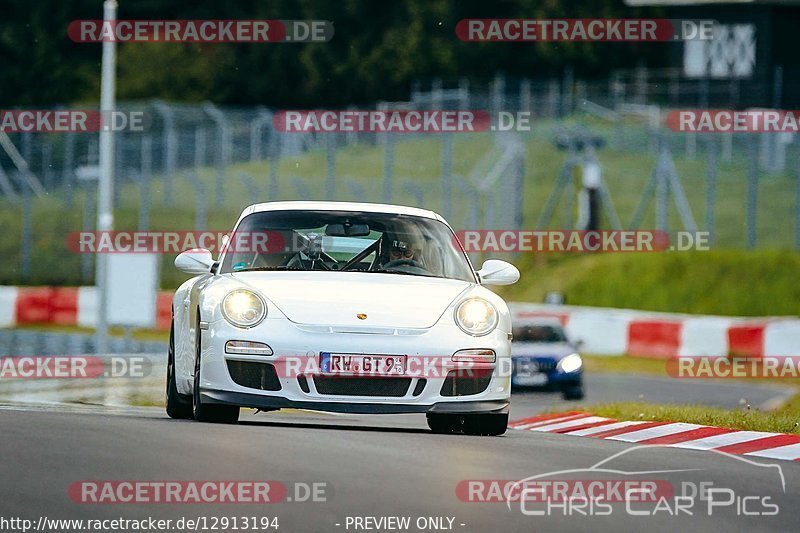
510,302,800,359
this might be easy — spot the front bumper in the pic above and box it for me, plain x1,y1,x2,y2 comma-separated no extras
190,316,512,413
201,388,509,415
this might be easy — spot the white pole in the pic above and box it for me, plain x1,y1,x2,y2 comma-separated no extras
96,0,118,354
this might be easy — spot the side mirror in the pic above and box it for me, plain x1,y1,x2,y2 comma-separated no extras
175,249,214,275
477,259,520,286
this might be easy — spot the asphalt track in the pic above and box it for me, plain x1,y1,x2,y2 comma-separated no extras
0,372,797,533
511,372,798,413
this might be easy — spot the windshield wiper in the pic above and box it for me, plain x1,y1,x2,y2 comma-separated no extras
230,266,297,272
371,269,438,278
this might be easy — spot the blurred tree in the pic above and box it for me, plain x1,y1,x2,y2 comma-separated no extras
0,0,666,106
0,0,99,105
117,42,234,101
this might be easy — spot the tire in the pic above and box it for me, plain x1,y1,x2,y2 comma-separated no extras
562,385,585,401
462,413,508,436
192,316,239,424
166,319,192,419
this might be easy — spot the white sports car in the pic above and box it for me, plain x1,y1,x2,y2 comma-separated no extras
166,201,520,435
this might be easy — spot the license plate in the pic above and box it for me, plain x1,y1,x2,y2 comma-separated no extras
320,353,406,376
515,360,539,377
525,373,548,385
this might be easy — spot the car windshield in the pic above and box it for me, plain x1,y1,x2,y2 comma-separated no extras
219,209,476,283
513,325,567,343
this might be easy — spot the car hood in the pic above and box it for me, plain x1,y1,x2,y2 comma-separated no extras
230,271,472,329
511,342,575,359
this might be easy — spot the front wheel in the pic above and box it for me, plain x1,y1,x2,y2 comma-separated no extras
192,317,239,424
166,320,192,419
562,385,585,401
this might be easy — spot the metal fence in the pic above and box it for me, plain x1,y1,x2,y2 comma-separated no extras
1,68,799,286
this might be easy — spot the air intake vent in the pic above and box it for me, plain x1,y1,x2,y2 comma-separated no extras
297,375,310,393
440,369,492,397
313,377,411,397
226,361,281,391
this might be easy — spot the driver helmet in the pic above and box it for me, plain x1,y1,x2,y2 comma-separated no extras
387,235,423,263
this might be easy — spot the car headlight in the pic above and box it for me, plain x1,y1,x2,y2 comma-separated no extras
455,298,498,336
221,289,266,328
557,353,583,373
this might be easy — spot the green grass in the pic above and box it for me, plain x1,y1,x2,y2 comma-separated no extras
775,392,800,417
13,324,168,342
583,401,800,434
582,354,679,376
494,249,800,317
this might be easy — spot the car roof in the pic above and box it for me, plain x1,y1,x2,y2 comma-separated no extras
243,201,445,222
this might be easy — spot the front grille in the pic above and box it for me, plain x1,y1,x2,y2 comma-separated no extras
313,376,411,397
534,358,558,372
440,369,492,397
226,361,282,391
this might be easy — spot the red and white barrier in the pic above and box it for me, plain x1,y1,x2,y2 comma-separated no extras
0,286,19,328
509,411,800,462
0,286,172,331
510,303,800,358
76,286,98,328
